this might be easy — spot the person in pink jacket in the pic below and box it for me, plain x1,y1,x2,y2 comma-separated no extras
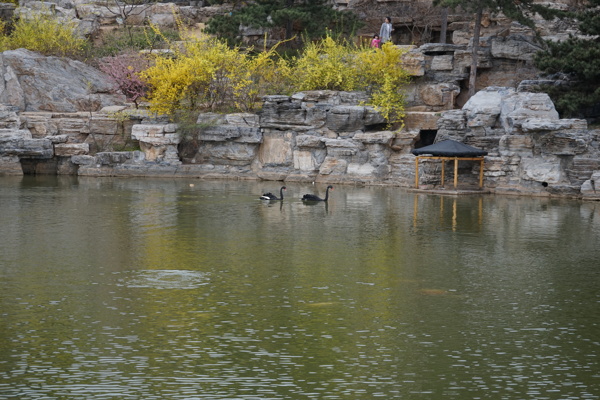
370,34,381,48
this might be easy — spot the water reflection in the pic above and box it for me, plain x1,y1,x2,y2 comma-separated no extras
412,194,485,231
0,176,598,399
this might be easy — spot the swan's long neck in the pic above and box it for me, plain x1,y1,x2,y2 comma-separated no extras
280,187,284,200
324,187,330,201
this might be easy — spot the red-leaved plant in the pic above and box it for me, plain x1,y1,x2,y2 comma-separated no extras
99,52,152,108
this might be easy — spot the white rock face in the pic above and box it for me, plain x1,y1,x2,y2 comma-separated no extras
463,88,507,128
521,157,563,184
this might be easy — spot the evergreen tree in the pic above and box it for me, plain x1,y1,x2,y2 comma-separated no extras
534,0,600,120
205,0,362,47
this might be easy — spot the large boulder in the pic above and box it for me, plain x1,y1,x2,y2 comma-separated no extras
462,87,507,128
0,49,126,112
460,87,560,135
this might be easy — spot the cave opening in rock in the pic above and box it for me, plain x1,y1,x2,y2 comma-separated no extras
414,129,437,149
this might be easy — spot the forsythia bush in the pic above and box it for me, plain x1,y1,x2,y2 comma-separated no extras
0,12,86,58
143,29,410,126
142,29,287,115
289,36,361,91
355,42,410,126
287,38,410,125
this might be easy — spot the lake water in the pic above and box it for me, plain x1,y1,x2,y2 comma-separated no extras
0,176,599,400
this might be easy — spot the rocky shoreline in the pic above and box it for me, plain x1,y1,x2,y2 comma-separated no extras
1,87,599,200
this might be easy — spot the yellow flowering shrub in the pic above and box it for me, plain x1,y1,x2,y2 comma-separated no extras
355,42,410,127
142,29,289,116
289,36,360,91
288,37,409,126
0,11,86,58
142,27,410,126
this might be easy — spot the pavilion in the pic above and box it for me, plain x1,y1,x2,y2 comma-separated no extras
411,140,488,190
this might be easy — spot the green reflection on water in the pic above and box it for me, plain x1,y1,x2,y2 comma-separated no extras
0,176,598,399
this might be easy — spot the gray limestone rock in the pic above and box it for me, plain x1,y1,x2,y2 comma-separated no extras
353,131,395,144
16,139,54,158
95,151,138,165
0,49,126,112
199,125,261,143
418,83,460,108
364,107,386,126
296,135,325,148
71,155,95,165
535,131,589,156
500,91,560,134
197,142,259,166
521,118,587,133
55,143,89,156
46,134,70,144
326,106,366,132
462,88,505,128
0,128,53,158
430,55,454,71
0,105,20,129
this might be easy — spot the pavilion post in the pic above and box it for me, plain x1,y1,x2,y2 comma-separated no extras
414,157,419,188
453,157,458,189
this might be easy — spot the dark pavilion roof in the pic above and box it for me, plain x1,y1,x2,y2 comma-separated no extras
412,140,488,157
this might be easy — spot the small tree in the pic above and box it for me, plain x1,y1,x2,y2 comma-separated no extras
289,36,361,91
99,52,152,108
286,37,410,126
433,0,542,98
101,0,158,47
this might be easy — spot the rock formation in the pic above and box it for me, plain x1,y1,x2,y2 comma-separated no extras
0,49,126,112
1,86,599,200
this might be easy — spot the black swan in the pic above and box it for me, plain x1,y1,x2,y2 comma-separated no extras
302,185,333,202
260,186,286,201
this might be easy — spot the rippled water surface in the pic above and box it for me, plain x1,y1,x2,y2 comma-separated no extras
1,176,599,399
